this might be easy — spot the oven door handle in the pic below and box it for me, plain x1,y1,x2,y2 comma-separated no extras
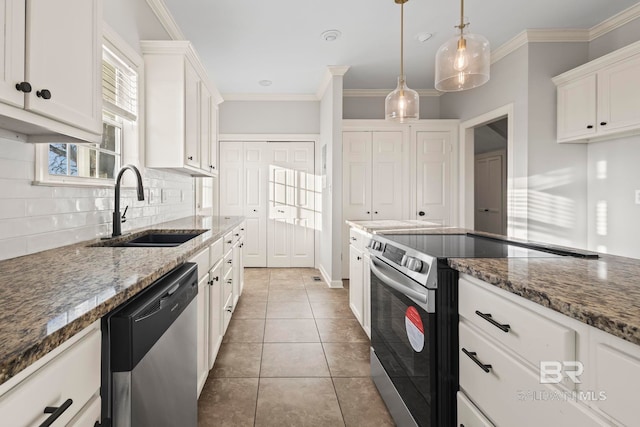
370,257,428,304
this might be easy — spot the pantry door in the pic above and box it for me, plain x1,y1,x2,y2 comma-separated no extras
242,142,268,267
415,131,452,225
266,142,315,267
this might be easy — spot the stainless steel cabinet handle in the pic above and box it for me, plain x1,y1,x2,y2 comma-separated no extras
39,399,73,427
475,310,510,332
462,348,492,373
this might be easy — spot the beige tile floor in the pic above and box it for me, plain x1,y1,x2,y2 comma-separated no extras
198,268,395,427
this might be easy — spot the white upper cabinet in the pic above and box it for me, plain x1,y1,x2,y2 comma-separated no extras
554,41,640,143
142,41,222,177
0,0,102,142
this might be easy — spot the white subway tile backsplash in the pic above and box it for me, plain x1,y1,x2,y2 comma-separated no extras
0,138,195,260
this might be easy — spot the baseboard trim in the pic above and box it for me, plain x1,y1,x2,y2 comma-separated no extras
318,264,344,288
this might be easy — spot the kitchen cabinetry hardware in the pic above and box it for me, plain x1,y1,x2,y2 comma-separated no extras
226,306,232,313
240,228,244,231
226,240,232,244
475,310,511,332
587,125,594,129
462,348,492,373
600,122,607,126
483,209,489,212
188,156,193,160
277,209,285,213
366,211,370,214
374,211,378,214
36,89,51,99
39,398,73,427
227,259,232,264
15,82,32,93
234,233,239,236
418,211,425,216
351,237,357,241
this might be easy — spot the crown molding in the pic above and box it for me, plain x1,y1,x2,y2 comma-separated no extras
145,0,185,41
316,65,351,99
491,29,589,64
343,89,442,97
589,2,640,41
222,93,319,102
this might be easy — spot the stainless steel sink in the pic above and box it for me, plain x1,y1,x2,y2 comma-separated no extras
90,230,206,248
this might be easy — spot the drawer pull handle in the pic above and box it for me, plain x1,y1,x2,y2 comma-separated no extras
462,348,492,373
40,399,73,427
475,310,510,332
227,240,232,244
227,259,232,264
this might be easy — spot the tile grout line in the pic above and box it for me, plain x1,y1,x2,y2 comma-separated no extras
252,268,271,427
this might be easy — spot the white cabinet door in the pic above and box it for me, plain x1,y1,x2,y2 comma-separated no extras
243,142,267,267
196,274,209,397
209,104,219,172
557,74,597,142
0,0,24,108
597,54,640,134
415,131,452,225
208,261,223,370
343,132,373,220
363,251,371,338
25,0,101,134
219,142,244,216
371,131,404,219
349,245,364,324
184,61,200,168
199,82,211,171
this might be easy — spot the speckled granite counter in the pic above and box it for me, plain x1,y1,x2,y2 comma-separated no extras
0,215,243,386
346,220,640,346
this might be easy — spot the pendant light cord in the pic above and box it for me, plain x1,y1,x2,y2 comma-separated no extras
400,1,404,78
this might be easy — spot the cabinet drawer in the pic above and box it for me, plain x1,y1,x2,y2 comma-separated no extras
0,329,101,427
457,391,494,427
190,247,210,281
223,251,233,277
232,226,241,243
239,222,246,238
223,293,233,333
593,343,640,426
67,394,101,427
210,237,223,266
459,277,575,369
459,322,606,427
223,266,233,303
349,228,365,251
223,231,234,254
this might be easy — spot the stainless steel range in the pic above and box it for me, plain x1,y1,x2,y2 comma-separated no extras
368,232,576,427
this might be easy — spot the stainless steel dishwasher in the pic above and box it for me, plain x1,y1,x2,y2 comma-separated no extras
101,262,198,427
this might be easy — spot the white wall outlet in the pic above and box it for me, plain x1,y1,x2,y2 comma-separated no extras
635,190,640,205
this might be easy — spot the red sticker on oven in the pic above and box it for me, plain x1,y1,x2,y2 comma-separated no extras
405,306,425,352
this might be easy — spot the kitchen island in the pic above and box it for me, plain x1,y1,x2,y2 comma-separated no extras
0,215,244,387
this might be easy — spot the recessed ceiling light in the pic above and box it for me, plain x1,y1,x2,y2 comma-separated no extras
415,32,433,43
258,80,272,87
321,30,342,42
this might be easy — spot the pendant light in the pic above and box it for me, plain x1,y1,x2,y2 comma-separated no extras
435,0,490,92
385,0,419,122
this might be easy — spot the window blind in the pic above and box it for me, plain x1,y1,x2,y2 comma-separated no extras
102,46,137,121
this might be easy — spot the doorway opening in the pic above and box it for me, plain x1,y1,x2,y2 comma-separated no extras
474,118,507,235
459,104,519,237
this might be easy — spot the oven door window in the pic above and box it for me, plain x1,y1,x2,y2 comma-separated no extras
371,269,436,426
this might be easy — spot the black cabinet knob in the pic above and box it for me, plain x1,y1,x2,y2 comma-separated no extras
15,82,32,93
587,125,594,129
366,211,370,214
374,211,378,214
36,89,51,99
187,156,193,160
418,211,426,216
600,122,607,126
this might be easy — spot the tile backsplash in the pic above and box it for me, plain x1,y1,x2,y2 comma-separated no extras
0,137,194,260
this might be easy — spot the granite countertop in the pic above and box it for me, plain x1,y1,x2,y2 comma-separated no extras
346,219,640,346
0,215,243,386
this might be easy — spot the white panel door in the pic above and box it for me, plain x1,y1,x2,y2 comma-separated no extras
415,131,452,225
557,74,597,141
475,153,505,235
219,142,244,216
372,131,404,219
183,62,200,168
0,0,25,108
243,142,267,267
266,142,315,267
342,132,372,278
199,83,211,171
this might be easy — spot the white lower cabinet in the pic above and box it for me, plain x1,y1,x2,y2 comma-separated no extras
208,259,223,370
458,274,631,426
196,272,210,396
347,227,371,338
0,323,101,427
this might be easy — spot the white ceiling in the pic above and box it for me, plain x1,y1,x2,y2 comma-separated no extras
162,0,638,95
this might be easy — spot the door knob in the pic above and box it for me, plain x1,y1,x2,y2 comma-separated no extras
15,82,32,93
36,89,51,99
418,211,426,216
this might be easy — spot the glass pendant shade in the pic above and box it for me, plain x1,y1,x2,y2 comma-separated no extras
435,31,490,92
386,76,419,122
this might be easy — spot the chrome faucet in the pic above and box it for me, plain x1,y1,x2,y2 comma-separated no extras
112,164,145,237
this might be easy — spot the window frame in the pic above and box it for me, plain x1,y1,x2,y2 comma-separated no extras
34,24,143,188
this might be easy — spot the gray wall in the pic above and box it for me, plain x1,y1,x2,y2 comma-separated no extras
219,101,320,134
104,0,171,52
343,95,440,120
589,18,640,60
